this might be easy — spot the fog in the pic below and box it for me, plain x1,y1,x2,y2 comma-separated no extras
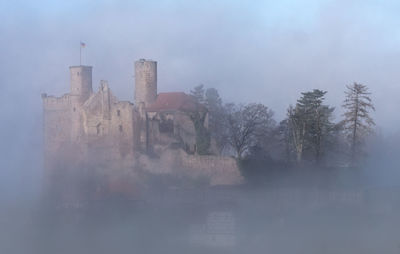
2,0,400,253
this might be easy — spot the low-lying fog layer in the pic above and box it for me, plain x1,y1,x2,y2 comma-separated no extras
2,159,400,254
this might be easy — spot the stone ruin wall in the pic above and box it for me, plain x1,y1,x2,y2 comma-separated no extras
138,149,243,186
82,86,138,165
42,94,87,201
173,111,197,151
178,150,243,186
42,94,84,169
146,110,197,153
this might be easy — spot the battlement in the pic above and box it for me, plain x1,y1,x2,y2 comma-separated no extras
69,65,92,68
42,93,71,110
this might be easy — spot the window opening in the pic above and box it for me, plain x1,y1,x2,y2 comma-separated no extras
96,123,101,135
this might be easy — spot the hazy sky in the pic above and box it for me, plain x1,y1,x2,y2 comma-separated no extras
2,0,400,137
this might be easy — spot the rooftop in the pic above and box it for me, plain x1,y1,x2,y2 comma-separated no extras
146,92,206,113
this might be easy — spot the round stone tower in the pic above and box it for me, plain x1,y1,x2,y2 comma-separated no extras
134,59,157,106
70,65,93,103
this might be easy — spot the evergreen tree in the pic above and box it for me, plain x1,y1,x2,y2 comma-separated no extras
287,89,335,164
190,84,205,104
342,82,375,164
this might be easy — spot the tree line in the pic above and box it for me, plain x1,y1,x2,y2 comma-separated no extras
189,83,375,170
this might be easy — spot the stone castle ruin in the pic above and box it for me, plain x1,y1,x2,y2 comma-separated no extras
42,59,242,202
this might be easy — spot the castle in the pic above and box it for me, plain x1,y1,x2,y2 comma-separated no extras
42,59,242,201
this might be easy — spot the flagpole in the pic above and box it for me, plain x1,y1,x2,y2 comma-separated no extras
80,42,82,66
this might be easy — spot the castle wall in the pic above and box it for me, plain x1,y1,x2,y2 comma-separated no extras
108,101,136,158
42,77,139,185
173,111,196,151
82,84,137,164
138,149,243,186
146,112,172,147
42,94,73,166
177,151,243,186
145,110,197,153
42,93,88,201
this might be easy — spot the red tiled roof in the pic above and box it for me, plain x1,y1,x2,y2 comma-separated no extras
146,92,206,112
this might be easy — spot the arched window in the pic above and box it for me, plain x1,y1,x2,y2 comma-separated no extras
119,125,123,132
117,110,121,116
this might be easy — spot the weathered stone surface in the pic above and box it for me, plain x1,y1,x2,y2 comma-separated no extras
42,60,243,202
134,59,157,106
136,148,243,186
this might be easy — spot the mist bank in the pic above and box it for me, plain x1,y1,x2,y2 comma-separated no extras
3,172,400,254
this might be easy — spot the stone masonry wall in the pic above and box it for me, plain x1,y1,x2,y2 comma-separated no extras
138,149,243,186
134,60,157,106
178,150,243,185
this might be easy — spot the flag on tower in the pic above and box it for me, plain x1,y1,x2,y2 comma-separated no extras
79,42,86,65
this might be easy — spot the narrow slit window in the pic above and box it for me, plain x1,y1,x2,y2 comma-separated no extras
96,123,101,135
119,125,123,132
117,110,121,116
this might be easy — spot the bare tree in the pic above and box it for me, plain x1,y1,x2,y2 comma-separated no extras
342,82,375,164
278,119,293,164
225,103,274,160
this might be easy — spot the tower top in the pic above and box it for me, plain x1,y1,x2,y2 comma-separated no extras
137,59,155,63
69,65,92,69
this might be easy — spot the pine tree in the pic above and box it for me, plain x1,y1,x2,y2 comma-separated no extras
342,82,375,164
287,89,335,164
190,84,205,104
